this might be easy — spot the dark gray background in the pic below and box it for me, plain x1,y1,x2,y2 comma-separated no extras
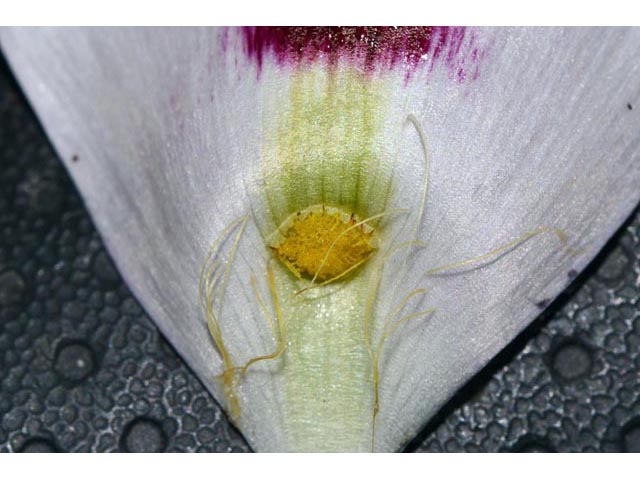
1,53,639,453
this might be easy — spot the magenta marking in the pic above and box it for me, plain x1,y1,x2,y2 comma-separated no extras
236,27,484,82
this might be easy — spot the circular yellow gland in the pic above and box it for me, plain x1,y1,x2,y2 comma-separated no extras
271,205,376,282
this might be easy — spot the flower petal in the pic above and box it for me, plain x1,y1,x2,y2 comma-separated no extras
2,27,639,452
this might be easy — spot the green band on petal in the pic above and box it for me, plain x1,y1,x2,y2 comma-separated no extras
260,68,394,230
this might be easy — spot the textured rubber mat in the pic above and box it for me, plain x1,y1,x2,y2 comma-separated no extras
1,53,639,453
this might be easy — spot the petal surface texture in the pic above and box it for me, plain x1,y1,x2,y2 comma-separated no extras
2,27,640,452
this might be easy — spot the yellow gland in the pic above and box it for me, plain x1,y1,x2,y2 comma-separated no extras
270,205,376,282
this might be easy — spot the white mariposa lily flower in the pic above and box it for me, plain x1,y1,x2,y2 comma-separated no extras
1,27,639,452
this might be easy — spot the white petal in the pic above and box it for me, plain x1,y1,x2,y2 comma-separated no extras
1,27,639,452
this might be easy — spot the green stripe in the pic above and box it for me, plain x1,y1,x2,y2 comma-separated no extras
262,68,393,225
258,68,395,451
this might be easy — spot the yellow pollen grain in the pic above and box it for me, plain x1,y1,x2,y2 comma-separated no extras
272,206,375,282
